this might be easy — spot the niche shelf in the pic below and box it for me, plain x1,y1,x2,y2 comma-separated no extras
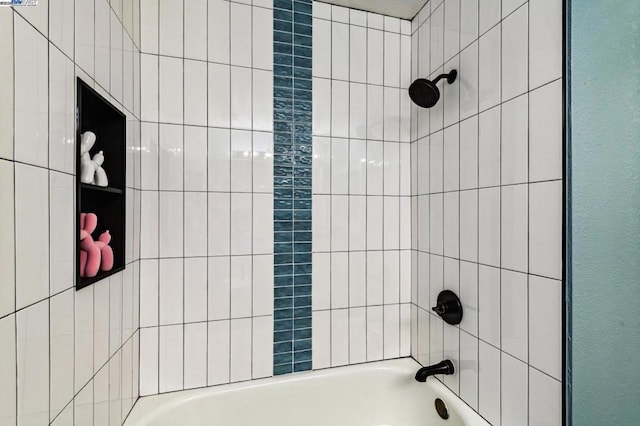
76,78,126,290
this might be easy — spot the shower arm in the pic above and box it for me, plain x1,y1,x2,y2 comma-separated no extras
431,74,447,85
431,70,458,86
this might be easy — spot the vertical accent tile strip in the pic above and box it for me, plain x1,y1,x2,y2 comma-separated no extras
273,0,313,375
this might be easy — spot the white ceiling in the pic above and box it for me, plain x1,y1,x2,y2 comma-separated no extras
316,0,429,20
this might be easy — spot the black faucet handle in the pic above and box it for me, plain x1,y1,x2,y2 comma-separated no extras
431,290,463,325
432,304,446,315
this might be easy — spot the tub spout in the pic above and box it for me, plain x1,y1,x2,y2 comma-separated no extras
414,360,455,382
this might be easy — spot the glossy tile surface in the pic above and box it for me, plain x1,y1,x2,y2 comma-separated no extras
3,3,142,424
410,0,563,423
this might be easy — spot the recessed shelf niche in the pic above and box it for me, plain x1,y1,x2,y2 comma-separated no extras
76,78,126,290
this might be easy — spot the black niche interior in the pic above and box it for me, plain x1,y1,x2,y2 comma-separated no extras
76,78,126,290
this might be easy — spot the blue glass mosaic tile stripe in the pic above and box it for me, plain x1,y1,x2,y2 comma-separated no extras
273,0,313,376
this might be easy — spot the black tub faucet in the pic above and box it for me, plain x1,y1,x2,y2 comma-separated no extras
415,360,455,382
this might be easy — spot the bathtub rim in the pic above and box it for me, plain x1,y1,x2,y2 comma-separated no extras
125,357,490,426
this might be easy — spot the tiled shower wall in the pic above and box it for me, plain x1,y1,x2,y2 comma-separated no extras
0,0,568,424
0,1,142,425
137,0,276,395
310,3,413,368
137,0,418,394
409,0,563,425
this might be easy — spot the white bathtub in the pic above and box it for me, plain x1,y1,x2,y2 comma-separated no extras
124,358,489,426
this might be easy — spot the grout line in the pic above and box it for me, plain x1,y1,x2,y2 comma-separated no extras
364,13,369,364
205,0,210,390
154,0,161,397
328,10,334,370
10,11,16,420
498,1,503,422
346,10,352,366
71,0,79,408
250,1,254,381
527,0,532,422
313,16,409,35
456,0,462,396
227,0,232,384
475,0,480,411
181,0,186,393
313,74,410,91
440,0,445,379
381,7,386,362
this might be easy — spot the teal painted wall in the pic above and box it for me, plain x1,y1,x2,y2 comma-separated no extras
570,1,640,424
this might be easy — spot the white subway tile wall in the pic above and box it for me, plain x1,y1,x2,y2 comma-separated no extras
0,1,142,425
0,0,565,424
138,0,276,396
311,4,413,370
410,0,563,425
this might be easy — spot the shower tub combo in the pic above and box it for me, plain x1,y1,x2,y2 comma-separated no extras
124,359,489,426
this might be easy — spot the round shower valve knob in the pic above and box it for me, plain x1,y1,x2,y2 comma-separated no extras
431,290,463,325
